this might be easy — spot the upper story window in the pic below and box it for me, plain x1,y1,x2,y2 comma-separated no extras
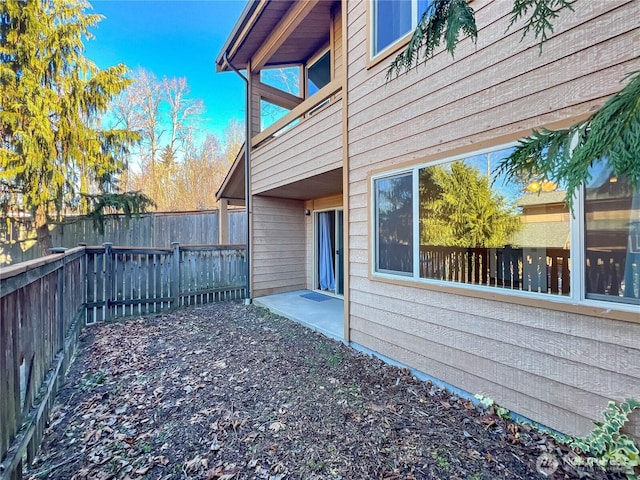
372,144,640,309
371,0,430,58
306,50,331,97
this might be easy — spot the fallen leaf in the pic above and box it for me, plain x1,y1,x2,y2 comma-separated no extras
184,455,205,473
242,432,259,443
210,436,222,451
153,455,169,466
269,421,285,433
134,466,151,475
466,448,480,459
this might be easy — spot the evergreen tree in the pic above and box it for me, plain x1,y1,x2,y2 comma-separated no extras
420,163,521,248
387,0,639,207
0,0,153,254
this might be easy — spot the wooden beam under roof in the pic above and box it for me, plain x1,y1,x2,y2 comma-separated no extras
255,81,303,111
251,0,320,72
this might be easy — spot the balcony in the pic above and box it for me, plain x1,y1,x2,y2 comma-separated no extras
251,81,343,199
216,0,343,202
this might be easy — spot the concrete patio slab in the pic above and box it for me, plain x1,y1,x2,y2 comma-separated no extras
252,290,344,341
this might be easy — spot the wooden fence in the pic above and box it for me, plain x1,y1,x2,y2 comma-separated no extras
0,248,86,480
1,209,247,266
0,243,246,479
85,243,246,323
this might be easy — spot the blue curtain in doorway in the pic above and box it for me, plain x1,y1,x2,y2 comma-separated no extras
319,212,335,291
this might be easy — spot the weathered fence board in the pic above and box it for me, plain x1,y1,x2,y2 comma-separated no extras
0,249,85,480
1,210,247,267
82,244,246,321
179,245,247,306
0,242,246,478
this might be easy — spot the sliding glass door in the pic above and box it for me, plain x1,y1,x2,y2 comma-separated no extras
316,209,344,296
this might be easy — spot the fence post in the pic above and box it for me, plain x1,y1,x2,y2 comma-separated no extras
219,199,229,245
103,243,113,321
171,242,180,309
49,248,67,354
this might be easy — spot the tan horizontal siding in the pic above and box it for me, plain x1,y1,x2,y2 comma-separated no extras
349,61,634,166
251,101,343,194
350,28,637,141
349,327,598,436
345,0,640,438
251,197,305,297
350,288,640,380
348,97,611,175
348,0,629,106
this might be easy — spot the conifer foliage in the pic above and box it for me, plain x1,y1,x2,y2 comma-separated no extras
0,0,153,254
387,0,639,205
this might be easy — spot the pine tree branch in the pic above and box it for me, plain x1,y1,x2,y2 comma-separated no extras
82,191,155,234
386,0,477,80
495,68,640,210
387,0,576,78
508,0,576,51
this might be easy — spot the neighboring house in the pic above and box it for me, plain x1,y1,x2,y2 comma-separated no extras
215,0,640,438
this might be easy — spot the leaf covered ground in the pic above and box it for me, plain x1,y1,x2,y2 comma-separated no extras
25,301,623,479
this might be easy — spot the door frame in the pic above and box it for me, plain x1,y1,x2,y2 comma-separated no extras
313,207,344,298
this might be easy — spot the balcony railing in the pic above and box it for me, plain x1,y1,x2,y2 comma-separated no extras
251,79,342,149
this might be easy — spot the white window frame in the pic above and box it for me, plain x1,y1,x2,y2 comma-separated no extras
373,172,414,276
370,0,422,60
370,142,639,314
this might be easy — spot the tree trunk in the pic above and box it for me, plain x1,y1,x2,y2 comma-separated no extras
34,206,53,256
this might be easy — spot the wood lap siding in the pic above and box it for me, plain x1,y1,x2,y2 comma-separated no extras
251,101,342,195
345,0,640,437
251,197,306,297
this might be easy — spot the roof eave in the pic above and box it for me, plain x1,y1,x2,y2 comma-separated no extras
215,0,261,72
215,144,246,201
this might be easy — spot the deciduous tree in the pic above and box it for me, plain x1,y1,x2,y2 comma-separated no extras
0,0,152,254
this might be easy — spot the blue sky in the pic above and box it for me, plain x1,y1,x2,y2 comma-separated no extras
85,1,248,138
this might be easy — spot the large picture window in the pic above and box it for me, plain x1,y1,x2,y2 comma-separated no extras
371,0,430,58
584,159,640,305
374,173,413,274
372,144,640,308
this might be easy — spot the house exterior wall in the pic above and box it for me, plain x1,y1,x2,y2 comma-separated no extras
251,100,343,195
345,0,640,437
251,196,306,297
332,3,343,81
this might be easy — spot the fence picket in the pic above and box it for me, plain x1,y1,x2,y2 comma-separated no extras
1,244,246,479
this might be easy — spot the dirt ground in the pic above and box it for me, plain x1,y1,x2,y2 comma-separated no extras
24,301,623,479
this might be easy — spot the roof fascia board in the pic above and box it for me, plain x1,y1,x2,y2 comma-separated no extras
215,144,245,200
216,0,268,72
